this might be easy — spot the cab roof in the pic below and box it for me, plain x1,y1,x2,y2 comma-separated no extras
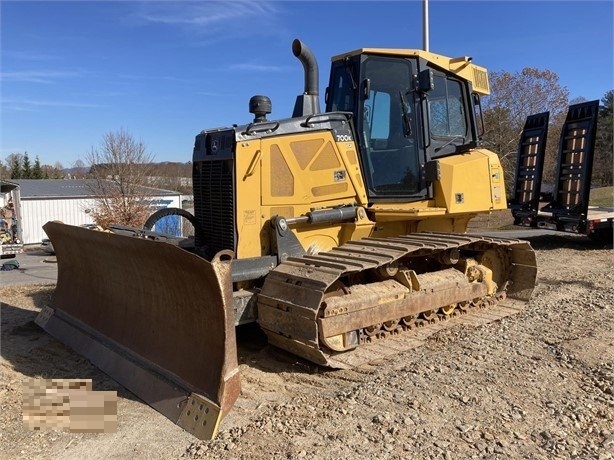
331,48,490,95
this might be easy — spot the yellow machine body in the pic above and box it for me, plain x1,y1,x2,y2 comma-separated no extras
38,40,537,441
234,132,507,258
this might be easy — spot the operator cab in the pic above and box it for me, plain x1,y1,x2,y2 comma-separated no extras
325,49,482,202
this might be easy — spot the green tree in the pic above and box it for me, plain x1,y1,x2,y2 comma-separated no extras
22,152,32,179
593,90,613,186
32,155,43,179
482,68,569,194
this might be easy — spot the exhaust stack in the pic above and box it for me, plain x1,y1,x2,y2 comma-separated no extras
292,39,321,117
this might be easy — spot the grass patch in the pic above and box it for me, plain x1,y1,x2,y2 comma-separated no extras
467,209,515,230
589,186,614,207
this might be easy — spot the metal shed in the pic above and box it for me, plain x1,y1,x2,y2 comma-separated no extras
12,179,182,245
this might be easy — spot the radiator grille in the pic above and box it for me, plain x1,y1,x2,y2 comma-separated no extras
193,159,235,255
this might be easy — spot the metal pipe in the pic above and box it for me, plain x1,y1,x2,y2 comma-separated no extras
292,39,319,96
422,0,429,52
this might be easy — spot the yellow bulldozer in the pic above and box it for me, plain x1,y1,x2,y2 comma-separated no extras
37,40,537,439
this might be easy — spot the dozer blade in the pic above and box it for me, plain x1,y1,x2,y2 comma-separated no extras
36,221,240,440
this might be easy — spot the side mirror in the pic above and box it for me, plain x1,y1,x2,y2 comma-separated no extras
325,86,329,105
362,78,371,100
418,69,434,93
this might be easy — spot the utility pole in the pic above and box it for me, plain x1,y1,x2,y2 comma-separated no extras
423,0,429,52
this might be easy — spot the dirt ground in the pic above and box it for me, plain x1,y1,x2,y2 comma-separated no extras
1,233,613,460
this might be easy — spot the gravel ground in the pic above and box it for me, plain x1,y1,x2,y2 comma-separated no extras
1,233,612,459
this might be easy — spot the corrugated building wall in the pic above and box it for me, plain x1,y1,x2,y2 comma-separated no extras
13,180,182,245
20,197,97,244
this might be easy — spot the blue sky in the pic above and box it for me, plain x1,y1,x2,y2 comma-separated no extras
1,1,613,167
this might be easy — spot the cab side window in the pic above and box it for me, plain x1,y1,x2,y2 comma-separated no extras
429,75,467,138
328,64,355,113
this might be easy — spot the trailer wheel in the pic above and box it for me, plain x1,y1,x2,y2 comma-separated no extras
143,207,203,241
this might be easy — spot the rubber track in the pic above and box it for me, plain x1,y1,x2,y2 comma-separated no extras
257,232,537,369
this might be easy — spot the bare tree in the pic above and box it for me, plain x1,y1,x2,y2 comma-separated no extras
482,68,569,194
594,90,613,187
86,129,156,228
71,159,88,179
6,153,24,179
41,162,65,179
148,162,193,194
0,163,8,180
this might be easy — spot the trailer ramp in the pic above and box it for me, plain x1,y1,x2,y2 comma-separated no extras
510,111,550,227
542,100,600,232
